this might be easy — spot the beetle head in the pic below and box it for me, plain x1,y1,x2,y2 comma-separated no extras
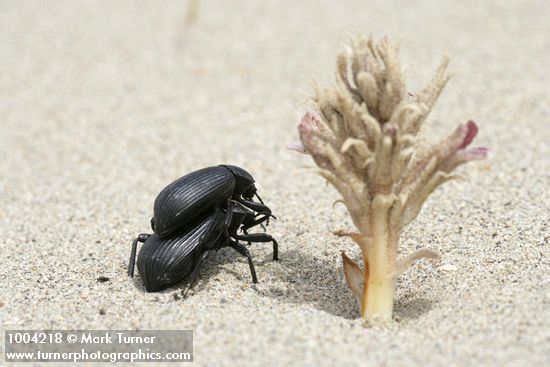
221,165,256,199
242,185,257,200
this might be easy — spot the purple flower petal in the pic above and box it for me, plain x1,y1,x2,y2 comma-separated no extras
454,146,488,161
287,142,308,154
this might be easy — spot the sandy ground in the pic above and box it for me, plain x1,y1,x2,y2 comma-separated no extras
1,1,549,366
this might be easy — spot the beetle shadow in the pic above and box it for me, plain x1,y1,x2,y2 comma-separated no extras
252,248,360,319
180,249,245,291
165,246,360,319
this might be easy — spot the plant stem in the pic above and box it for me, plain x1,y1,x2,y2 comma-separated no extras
363,264,395,322
361,214,398,322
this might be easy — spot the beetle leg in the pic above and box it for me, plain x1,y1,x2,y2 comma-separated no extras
182,251,211,297
128,233,152,277
236,198,273,218
241,229,252,247
241,214,270,232
232,233,279,261
227,240,258,283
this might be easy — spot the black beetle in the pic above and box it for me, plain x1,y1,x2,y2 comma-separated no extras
128,200,278,292
151,165,273,238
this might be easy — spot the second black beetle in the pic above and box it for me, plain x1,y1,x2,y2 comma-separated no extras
128,165,279,292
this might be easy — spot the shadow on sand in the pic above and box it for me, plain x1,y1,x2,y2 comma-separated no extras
128,246,434,321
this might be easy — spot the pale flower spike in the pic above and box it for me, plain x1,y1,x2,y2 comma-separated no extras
292,37,488,324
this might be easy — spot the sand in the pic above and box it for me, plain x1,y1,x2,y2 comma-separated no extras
1,1,549,366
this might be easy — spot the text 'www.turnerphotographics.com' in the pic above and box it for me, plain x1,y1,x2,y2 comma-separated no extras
4,330,193,363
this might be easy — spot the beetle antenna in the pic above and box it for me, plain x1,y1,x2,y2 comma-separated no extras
255,192,265,204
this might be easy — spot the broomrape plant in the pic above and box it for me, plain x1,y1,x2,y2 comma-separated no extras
290,37,487,323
